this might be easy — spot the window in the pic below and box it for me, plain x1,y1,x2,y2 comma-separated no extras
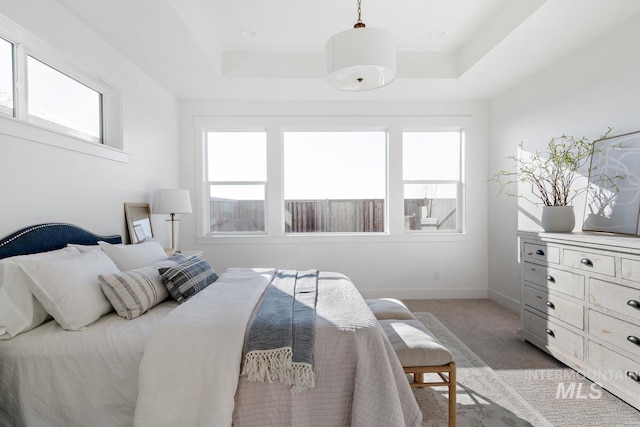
207,131,267,233
0,37,13,116
0,21,124,159
403,131,462,232
197,118,467,239
283,131,386,233
27,56,102,143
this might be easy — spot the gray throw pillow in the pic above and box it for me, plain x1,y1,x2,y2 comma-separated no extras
99,254,187,319
159,257,218,303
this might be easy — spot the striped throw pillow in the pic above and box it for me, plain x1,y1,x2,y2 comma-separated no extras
159,257,218,303
99,254,186,320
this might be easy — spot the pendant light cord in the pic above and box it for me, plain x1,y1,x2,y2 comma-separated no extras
354,0,366,28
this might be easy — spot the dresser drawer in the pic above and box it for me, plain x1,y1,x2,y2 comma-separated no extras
588,341,640,394
621,257,640,284
524,262,585,299
563,248,615,276
523,309,584,360
524,285,584,329
589,310,640,359
523,242,560,264
589,278,640,324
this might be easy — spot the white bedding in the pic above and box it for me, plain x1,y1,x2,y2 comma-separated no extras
137,268,422,427
0,301,177,427
0,268,421,427
134,267,275,427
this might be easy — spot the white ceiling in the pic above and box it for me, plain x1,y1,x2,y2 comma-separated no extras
55,0,640,101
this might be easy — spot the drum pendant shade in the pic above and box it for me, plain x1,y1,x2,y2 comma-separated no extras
325,27,396,91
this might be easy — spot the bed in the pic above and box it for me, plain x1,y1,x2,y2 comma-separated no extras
0,223,422,427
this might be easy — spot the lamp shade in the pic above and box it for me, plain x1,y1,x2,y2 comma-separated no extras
152,189,192,215
325,26,396,91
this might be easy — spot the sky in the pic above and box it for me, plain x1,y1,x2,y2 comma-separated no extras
0,37,100,139
208,130,461,200
0,37,13,111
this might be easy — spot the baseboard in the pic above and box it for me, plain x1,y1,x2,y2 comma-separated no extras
359,288,489,300
488,289,520,313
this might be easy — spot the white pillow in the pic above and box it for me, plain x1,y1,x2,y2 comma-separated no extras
17,250,120,331
67,243,103,253
0,247,80,339
98,238,167,271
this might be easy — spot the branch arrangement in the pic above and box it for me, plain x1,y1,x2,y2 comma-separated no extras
492,128,623,206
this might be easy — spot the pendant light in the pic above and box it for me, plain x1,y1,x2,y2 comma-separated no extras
325,0,396,91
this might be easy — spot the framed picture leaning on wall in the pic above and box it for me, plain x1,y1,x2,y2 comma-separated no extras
583,130,640,235
124,203,154,243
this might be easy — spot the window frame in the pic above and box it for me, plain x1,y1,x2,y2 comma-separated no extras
25,54,104,144
194,116,469,244
0,16,125,162
205,130,269,235
0,36,14,117
282,129,388,235
402,130,464,234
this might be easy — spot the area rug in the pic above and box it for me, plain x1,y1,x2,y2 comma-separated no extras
412,312,553,427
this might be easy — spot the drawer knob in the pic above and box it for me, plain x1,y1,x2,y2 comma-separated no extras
545,328,555,338
580,258,593,267
627,336,640,347
545,301,556,309
628,300,640,310
535,249,545,256
546,275,555,283
626,371,640,382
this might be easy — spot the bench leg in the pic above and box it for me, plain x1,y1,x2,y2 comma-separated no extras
448,362,456,427
404,363,457,427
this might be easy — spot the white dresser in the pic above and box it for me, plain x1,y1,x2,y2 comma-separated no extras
518,231,640,409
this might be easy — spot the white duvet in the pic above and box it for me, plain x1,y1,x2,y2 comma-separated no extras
135,268,422,427
0,300,177,427
134,267,276,427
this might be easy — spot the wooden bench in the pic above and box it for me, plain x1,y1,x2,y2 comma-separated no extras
367,300,456,427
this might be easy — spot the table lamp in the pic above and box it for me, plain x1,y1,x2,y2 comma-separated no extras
152,189,192,253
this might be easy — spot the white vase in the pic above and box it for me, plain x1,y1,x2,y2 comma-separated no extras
541,206,575,232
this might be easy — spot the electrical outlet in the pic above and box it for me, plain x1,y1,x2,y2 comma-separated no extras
434,271,440,280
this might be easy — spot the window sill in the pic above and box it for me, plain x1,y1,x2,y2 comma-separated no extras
196,232,471,245
0,114,129,163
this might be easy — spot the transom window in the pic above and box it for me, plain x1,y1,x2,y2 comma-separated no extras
27,56,102,144
403,131,462,232
0,24,122,155
0,37,13,116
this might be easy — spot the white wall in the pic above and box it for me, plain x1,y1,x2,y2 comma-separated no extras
0,2,179,240
488,13,640,311
179,100,490,298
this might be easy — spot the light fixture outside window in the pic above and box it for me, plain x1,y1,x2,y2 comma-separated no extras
325,0,396,91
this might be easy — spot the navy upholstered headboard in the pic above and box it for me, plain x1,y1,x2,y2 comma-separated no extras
0,223,122,260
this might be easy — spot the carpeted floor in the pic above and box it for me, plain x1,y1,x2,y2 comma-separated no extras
403,299,640,426
412,312,552,426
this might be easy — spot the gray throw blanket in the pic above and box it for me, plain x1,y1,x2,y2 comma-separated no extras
241,270,318,393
